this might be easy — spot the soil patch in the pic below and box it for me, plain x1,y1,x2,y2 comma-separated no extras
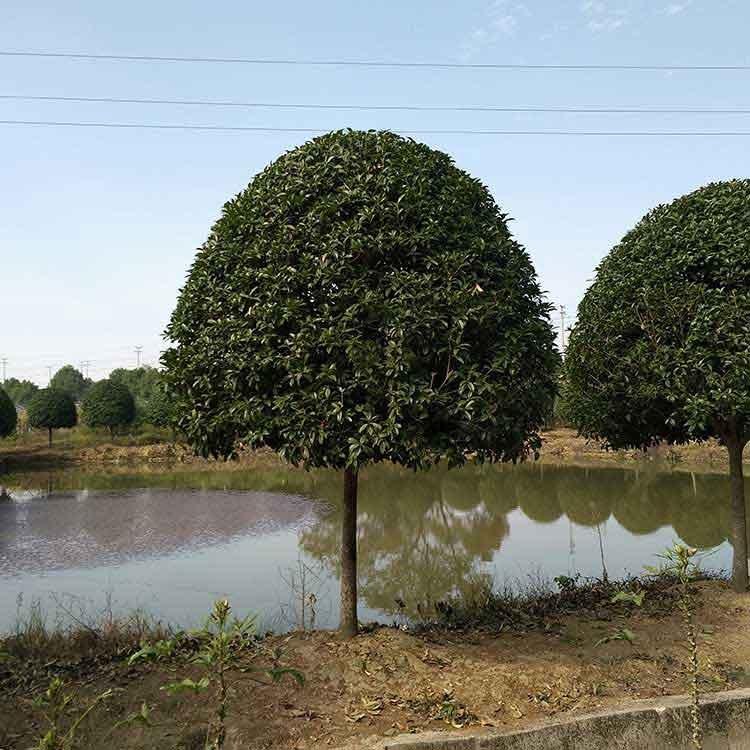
2,580,749,749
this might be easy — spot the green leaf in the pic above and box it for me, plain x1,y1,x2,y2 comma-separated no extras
611,591,645,607
162,677,210,695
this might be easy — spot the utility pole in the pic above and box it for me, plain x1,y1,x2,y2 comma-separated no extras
80,360,91,379
1,357,6,383
135,346,143,368
559,305,567,354
47,365,52,385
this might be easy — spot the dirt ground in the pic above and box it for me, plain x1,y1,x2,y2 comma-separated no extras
539,429,737,472
2,580,749,750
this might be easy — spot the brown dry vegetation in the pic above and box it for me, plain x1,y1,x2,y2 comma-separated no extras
539,429,739,472
2,580,749,749
2,427,745,477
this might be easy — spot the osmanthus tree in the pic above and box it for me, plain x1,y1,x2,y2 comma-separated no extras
163,129,559,637
81,380,136,438
50,365,91,402
2,377,39,406
564,179,750,591
27,388,77,446
0,387,17,438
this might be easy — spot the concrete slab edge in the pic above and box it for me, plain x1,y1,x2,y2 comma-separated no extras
346,688,750,750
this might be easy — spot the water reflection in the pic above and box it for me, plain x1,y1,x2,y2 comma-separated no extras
0,461,741,629
299,463,737,618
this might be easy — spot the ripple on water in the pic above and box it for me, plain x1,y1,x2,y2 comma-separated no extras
0,489,323,577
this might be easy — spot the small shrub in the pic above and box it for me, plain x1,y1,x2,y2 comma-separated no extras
31,677,116,750
162,599,303,750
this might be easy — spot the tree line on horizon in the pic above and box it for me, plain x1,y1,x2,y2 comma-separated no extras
0,364,174,446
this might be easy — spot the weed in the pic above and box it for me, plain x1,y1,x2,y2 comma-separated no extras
610,590,646,607
595,627,637,647
31,677,116,750
163,599,303,750
657,543,703,750
278,554,325,631
3,594,173,668
128,636,180,666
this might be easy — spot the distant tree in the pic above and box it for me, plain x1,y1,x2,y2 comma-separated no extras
163,129,559,637
49,365,91,402
81,380,136,438
27,388,77,446
142,386,176,432
109,366,162,409
0,387,17,439
2,377,39,406
564,179,750,591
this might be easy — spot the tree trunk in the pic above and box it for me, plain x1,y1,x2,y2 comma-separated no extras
727,434,748,592
48,427,52,448
339,468,358,638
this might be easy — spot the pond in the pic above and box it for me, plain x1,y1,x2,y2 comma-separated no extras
0,461,740,633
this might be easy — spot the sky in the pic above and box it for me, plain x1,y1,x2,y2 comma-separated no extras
2,0,749,385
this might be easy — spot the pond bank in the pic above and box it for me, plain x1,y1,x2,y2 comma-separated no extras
2,578,749,749
2,428,746,477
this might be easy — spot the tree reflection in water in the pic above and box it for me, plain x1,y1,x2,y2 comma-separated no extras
2,462,742,623
299,462,738,619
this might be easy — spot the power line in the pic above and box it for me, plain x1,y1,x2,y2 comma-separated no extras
4,119,750,136
2,50,750,71
4,93,750,115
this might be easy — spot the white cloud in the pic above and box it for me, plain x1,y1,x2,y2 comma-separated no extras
664,1,691,15
492,13,518,35
581,0,629,32
462,0,529,58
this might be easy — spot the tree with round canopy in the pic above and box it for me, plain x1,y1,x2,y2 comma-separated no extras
27,388,77,446
0,387,17,438
49,365,91,402
163,129,559,637
142,384,176,432
81,380,136,438
564,179,750,591
517,466,564,524
477,466,520,516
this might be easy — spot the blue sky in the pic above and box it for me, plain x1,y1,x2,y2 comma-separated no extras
2,0,749,384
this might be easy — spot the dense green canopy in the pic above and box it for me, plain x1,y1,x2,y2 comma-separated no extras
164,129,559,471
0,387,17,438
49,365,91,402
564,179,750,590
110,367,162,408
142,385,175,429
565,179,750,449
27,389,77,433
81,380,136,434
2,377,39,406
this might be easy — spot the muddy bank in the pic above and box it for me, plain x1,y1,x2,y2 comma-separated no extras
2,579,749,749
539,429,740,473
1,428,744,477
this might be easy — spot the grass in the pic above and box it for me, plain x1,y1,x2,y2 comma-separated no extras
5,424,175,451
405,568,725,633
1,594,175,685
